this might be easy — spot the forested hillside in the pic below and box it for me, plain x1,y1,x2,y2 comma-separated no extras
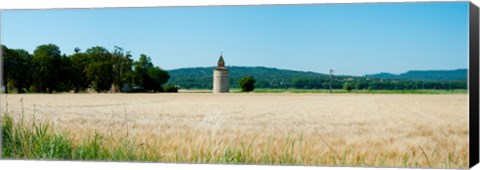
167,66,467,90
365,69,467,81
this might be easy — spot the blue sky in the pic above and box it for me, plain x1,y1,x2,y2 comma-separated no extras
1,2,469,76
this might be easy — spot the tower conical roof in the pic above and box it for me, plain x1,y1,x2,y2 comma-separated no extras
217,54,225,67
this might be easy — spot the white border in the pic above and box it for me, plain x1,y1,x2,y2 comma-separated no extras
0,0,478,170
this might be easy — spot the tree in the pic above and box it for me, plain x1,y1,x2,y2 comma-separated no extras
2,45,13,93
85,46,110,55
147,66,170,92
84,46,114,92
2,45,33,93
133,54,153,92
111,46,133,92
31,44,62,93
343,82,352,92
74,47,81,53
239,76,256,92
133,54,170,92
2,45,32,93
69,52,91,92
81,46,136,93
56,54,74,92
10,49,33,93
163,85,179,92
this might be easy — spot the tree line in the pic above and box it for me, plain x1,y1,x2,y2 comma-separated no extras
3,45,467,93
2,44,174,93
291,76,467,90
168,66,467,90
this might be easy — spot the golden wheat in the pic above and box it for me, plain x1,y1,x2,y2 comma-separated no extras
2,93,469,168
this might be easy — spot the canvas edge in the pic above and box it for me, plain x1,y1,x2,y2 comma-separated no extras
469,1,480,168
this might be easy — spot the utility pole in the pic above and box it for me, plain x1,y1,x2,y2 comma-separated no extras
329,69,334,93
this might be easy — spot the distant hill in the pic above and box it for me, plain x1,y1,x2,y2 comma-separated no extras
167,66,328,89
365,69,467,81
167,66,467,90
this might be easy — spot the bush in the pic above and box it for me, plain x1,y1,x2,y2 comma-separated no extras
163,85,179,93
239,76,256,92
343,82,352,92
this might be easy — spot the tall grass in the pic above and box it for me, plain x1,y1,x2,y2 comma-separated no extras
1,112,468,168
1,112,147,161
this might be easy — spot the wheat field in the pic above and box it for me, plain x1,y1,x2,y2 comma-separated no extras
1,93,469,168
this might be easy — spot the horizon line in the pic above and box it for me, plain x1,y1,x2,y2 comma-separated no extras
167,65,468,76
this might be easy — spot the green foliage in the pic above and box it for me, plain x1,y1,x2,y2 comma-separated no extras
133,54,170,92
111,46,134,91
146,67,170,92
366,69,467,81
2,45,33,93
1,113,139,160
168,66,467,90
85,46,110,55
84,46,115,92
292,77,326,89
1,43,468,93
164,85,179,93
2,44,170,93
239,76,256,92
343,82,352,92
56,54,75,92
31,44,63,93
82,46,136,92
2,45,13,93
69,52,91,92
2,113,74,159
168,66,321,89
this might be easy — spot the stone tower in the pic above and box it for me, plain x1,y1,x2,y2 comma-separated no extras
213,54,229,93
